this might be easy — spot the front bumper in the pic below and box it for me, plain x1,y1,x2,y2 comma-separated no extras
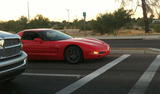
84,49,111,59
0,51,27,82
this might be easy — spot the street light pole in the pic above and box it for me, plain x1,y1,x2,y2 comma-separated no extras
27,1,30,21
66,9,70,22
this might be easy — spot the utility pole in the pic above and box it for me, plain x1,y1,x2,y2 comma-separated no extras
66,9,70,29
27,1,30,21
66,9,70,22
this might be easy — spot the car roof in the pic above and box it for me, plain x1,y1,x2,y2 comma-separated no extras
22,28,53,32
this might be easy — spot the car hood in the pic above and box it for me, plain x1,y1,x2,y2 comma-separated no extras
0,31,20,39
63,38,108,47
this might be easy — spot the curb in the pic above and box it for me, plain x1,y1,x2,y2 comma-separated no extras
111,48,160,54
86,35,160,40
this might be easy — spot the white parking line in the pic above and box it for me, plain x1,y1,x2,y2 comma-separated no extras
128,55,160,94
149,48,160,52
22,73,82,78
55,54,130,94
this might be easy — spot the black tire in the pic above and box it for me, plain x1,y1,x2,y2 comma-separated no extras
65,46,83,64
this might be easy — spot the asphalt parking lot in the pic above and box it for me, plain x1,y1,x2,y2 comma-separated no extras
1,53,160,94
1,39,160,94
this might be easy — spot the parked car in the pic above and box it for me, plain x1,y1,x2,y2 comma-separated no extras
0,30,27,82
18,28,110,64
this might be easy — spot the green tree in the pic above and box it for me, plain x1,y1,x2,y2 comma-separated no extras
93,8,132,34
27,14,51,29
16,16,28,32
0,16,28,32
2,20,17,32
116,0,160,33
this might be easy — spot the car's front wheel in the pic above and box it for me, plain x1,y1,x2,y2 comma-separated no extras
65,46,83,64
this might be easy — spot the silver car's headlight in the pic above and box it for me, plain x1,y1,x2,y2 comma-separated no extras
0,39,4,49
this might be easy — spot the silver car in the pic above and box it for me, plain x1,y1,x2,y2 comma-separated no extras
0,30,27,82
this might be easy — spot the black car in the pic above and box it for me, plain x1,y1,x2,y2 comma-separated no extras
0,30,27,82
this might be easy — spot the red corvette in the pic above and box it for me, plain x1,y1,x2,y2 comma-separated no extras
18,29,111,63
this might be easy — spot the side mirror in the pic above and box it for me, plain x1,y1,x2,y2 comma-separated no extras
34,38,43,42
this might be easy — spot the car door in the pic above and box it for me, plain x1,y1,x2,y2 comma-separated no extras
21,31,57,60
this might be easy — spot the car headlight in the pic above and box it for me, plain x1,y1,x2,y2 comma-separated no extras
0,39,4,49
93,51,99,55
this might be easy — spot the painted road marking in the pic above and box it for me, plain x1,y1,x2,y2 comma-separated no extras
22,73,82,78
55,54,130,94
128,55,160,94
150,48,160,52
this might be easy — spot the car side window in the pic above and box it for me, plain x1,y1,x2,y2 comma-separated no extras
22,32,41,40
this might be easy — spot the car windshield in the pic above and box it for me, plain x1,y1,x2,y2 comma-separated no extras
39,30,72,41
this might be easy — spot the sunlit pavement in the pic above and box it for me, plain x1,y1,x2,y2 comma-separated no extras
1,39,160,94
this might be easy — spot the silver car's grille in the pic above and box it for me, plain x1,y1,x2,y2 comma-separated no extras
4,39,20,47
0,38,21,60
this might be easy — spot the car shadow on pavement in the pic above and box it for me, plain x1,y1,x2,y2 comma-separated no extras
26,55,116,66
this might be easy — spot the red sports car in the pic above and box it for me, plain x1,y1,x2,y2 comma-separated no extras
18,29,111,63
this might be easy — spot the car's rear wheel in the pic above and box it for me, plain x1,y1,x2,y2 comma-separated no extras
65,46,83,64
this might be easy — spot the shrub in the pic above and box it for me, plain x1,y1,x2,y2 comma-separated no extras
93,8,132,35
151,24,160,32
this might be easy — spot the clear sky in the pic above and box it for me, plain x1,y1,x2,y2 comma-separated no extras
0,0,142,21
